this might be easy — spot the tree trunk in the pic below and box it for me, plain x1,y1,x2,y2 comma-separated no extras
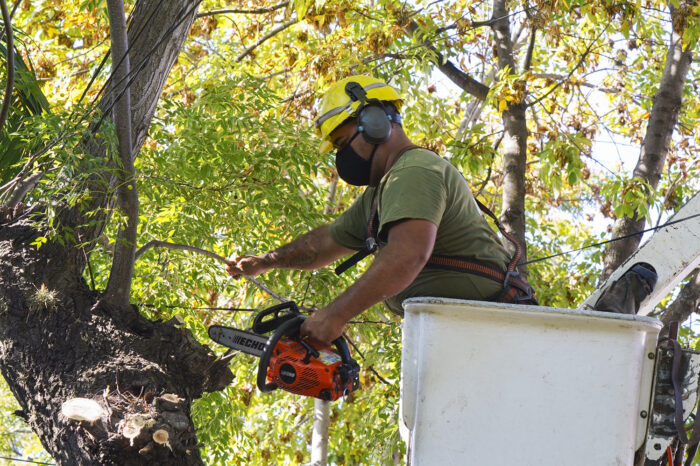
601,12,694,280
491,0,530,272
0,209,232,464
0,0,235,463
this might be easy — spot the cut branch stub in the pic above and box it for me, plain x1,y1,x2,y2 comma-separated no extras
61,397,106,423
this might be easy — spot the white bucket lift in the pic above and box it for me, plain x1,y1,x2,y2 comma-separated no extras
400,298,661,466
399,191,700,465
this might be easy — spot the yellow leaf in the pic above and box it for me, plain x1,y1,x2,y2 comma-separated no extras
499,100,508,112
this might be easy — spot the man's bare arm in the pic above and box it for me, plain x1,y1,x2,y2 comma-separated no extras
226,225,354,277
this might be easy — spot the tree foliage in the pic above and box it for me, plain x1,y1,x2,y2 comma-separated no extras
0,0,698,463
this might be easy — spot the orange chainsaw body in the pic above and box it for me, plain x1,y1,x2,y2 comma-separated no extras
266,338,359,401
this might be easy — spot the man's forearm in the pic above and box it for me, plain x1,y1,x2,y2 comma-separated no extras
261,225,350,270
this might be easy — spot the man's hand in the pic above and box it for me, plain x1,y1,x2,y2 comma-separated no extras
300,306,348,347
225,255,270,278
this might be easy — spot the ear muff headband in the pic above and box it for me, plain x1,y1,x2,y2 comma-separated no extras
344,82,392,145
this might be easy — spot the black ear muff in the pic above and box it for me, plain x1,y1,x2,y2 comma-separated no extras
357,105,392,144
345,82,392,145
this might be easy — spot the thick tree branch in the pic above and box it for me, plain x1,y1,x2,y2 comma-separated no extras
0,0,18,44
104,0,138,307
7,171,42,208
196,1,289,17
235,18,298,62
602,15,695,279
660,270,700,333
0,0,15,133
404,20,489,100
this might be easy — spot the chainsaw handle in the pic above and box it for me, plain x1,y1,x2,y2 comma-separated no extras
257,316,304,393
252,301,300,335
257,315,356,393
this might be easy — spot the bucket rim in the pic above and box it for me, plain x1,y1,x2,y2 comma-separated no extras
402,297,663,330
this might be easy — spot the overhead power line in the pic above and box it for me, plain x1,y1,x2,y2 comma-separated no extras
522,212,700,266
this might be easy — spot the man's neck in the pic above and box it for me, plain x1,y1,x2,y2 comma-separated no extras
369,131,415,186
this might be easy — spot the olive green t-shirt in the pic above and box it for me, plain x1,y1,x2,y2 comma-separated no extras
329,148,511,314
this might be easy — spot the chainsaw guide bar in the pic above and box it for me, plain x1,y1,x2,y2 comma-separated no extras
208,325,268,357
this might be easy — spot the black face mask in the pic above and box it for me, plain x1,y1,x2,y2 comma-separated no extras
335,132,378,186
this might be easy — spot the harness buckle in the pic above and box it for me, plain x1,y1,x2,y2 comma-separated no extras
365,237,378,253
503,269,519,288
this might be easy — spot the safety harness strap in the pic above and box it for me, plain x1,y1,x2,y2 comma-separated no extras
334,200,379,275
424,255,537,304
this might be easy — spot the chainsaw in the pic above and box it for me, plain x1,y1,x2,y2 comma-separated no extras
208,301,361,401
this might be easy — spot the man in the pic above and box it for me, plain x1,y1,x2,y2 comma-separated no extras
226,75,535,345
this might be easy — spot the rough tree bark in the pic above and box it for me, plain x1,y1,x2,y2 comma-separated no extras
0,0,233,464
601,6,694,280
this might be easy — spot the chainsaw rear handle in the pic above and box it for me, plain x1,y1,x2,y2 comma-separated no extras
252,301,300,335
257,315,354,393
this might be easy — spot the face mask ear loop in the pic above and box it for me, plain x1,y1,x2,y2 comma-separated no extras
336,131,360,155
368,144,378,165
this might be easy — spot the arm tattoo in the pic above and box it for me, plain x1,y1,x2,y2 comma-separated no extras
263,229,321,269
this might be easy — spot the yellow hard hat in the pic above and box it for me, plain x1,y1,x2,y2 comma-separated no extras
315,75,402,153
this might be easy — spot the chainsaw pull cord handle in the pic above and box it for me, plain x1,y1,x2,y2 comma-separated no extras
257,316,356,393
252,301,300,335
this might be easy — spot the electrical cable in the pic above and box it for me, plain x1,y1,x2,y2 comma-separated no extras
0,455,53,465
520,212,700,266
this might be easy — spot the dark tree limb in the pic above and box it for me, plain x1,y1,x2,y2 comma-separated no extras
601,10,694,280
0,0,19,44
491,0,530,275
660,269,700,334
0,0,15,133
404,20,490,100
522,27,536,72
104,0,138,307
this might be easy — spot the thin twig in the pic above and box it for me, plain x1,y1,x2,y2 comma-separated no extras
527,26,609,108
136,240,227,262
134,240,307,306
196,2,289,17
235,18,299,62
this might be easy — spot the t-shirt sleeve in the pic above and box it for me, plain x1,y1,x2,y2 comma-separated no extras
328,192,371,250
377,165,446,240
